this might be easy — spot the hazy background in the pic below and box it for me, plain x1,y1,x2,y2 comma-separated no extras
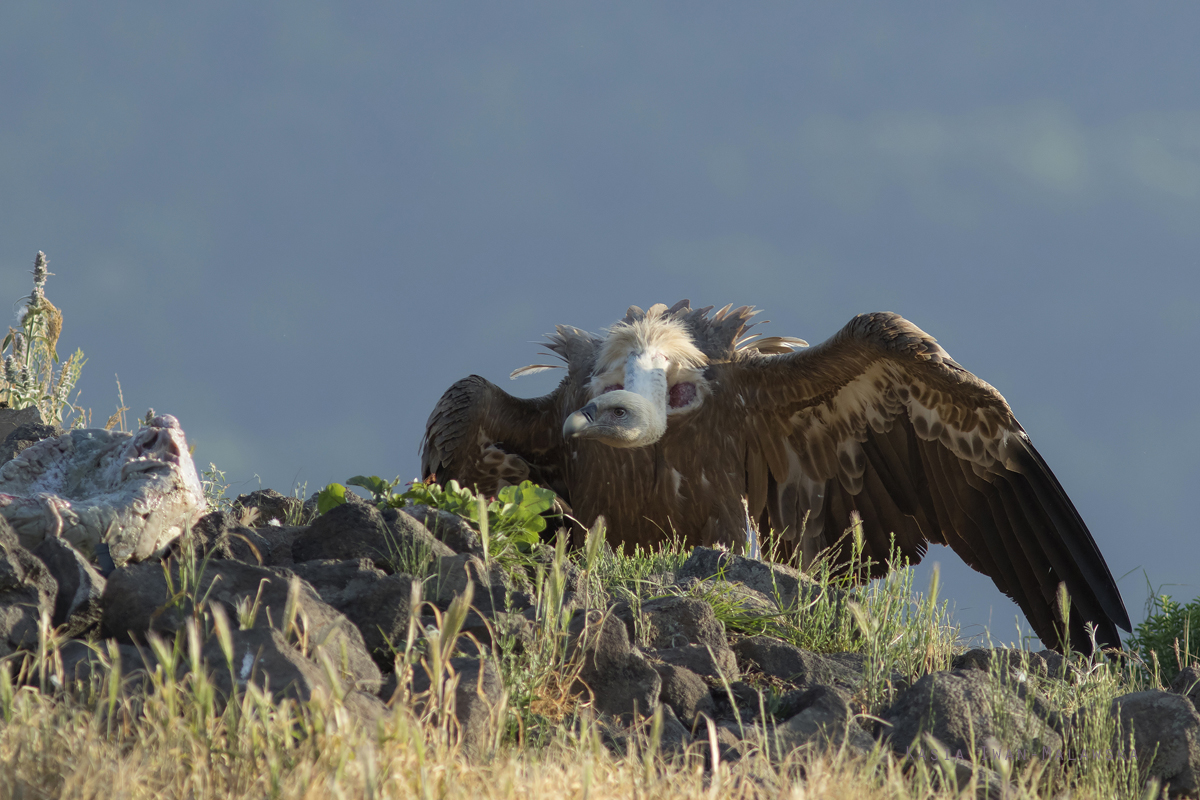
2,3,1198,648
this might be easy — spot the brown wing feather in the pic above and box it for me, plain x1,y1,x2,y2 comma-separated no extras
420,375,569,499
724,311,1130,652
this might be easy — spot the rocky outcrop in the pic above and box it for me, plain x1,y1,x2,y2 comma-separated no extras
15,478,1160,786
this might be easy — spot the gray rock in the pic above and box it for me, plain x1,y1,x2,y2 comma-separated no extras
383,509,456,572
774,685,875,758
1111,690,1200,798
709,722,747,764
591,702,693,759
639,596,726,650
57,638,155,692
288,559,389,606
255,524,305,567
883,669,1064,760
675,547,835,611
569,608,661,719
32,535,105,637
0,422,63,466
408,656,504,759
440,609,534,657
292,502,393,569
0,415,206,564
656,704,693,754
0,407,46,452
287,559,420,666
293,502,452,572
398,505,483,556
434,553,530,615
953,647,1077,683
733,636,860,693
709,680,764,722
233,489,308,527
654,662,716,726
186,511,271,564
0,518,57,656
339,573,421,668
915,755,1009,800
100,558,381,695
1173,666,1200,715
650,643,740,683
204,625,387,724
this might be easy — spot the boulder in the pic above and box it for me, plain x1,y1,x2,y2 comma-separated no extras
953,647,1078,684
654,661,715,726
0,414,205,564
255,526,304,567
883,669,1064,760
568,608,661,719
407,656,504,759
232,489,308,527
286,559,419,666
0,422,63,466
32,535,105,637
774,685,875,758
56,638,155,692
339,573,421,668
650,643,740,683
100,558,381,695
396,505,483,556
1111,690,1200,798
186,511,272,564
204,625,387,724
288,558,389,606
675,547,835,611
0,517,57,656
1173,666,1200,715
733,636,861,693
434,553,531,615
639,596,726,650
0,407,46,452
293,502,453,573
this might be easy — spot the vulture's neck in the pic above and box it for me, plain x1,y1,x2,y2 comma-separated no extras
624,351,669,442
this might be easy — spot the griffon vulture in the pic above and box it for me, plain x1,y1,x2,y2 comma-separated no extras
421,301,1130,652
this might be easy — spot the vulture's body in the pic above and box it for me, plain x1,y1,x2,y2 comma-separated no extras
422,301,1130,652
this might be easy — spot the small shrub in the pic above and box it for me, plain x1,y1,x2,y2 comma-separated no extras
1,251,88,427
1125,591,1200,685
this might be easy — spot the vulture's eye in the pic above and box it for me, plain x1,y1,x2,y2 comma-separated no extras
613,407,627,418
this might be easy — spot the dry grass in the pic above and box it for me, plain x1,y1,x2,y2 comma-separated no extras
0,676,1148,800
0,534,1160,800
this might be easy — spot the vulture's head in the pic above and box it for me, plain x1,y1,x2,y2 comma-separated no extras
563,313,711,448
562,390,662,447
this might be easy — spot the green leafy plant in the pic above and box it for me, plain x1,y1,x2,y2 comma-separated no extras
1126,591,1200,685
1,251,88,427
318,476,557,554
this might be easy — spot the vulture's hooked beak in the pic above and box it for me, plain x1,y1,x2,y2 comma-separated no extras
563,403,597,438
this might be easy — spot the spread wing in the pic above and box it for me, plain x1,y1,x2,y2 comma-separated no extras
726,312,1130,651
420,376,570,499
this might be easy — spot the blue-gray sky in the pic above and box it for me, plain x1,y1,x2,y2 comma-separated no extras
3,3,1198,648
